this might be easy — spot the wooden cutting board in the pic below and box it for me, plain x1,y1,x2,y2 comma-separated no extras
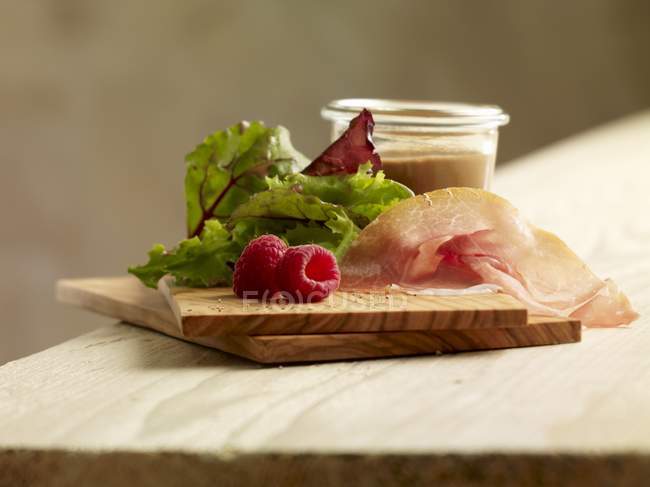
158,277,529,337
56,277,581,363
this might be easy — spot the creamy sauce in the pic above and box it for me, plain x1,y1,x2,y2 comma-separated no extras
381,151,495,194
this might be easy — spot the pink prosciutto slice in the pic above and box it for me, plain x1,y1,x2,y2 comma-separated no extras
340,187,638,327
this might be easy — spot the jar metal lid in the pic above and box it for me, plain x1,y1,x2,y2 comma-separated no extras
322,98,509,129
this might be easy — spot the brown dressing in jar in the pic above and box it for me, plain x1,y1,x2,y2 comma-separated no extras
322,99,509,193
381,151,495,194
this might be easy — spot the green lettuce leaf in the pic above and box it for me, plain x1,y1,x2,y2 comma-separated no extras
185,121,309,238
128,220,240,288
267,163,413,227
229,189,359,259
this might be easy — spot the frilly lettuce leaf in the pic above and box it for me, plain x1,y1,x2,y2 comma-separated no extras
229,188,359,259
128,220,240,288
185,121,309,238
267,163,413,226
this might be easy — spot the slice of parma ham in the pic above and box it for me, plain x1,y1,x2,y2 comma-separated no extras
340,187,638,327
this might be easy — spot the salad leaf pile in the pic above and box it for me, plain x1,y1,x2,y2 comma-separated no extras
129,110,413,288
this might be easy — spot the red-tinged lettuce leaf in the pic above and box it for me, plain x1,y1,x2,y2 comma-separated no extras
185,121,309,238
302,109,381,176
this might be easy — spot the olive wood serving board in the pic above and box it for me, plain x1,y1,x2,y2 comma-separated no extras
56,276,581,363
158,277,529,337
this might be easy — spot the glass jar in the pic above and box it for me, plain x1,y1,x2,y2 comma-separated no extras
321,99,509,193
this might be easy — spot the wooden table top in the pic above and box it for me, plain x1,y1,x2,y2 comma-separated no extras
1,111,649,486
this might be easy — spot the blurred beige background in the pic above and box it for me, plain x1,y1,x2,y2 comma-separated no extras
1,0,649,364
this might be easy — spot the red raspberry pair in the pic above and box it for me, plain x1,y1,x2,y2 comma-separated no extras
233,235,340,302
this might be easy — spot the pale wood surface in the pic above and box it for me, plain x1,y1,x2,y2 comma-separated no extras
57,276,580,363
2,111,650,485
159,278,528,336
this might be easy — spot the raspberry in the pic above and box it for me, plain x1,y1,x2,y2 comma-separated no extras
233,235,287,300
276,245,340,302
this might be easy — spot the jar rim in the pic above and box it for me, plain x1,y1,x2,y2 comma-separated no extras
321,98,509,129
